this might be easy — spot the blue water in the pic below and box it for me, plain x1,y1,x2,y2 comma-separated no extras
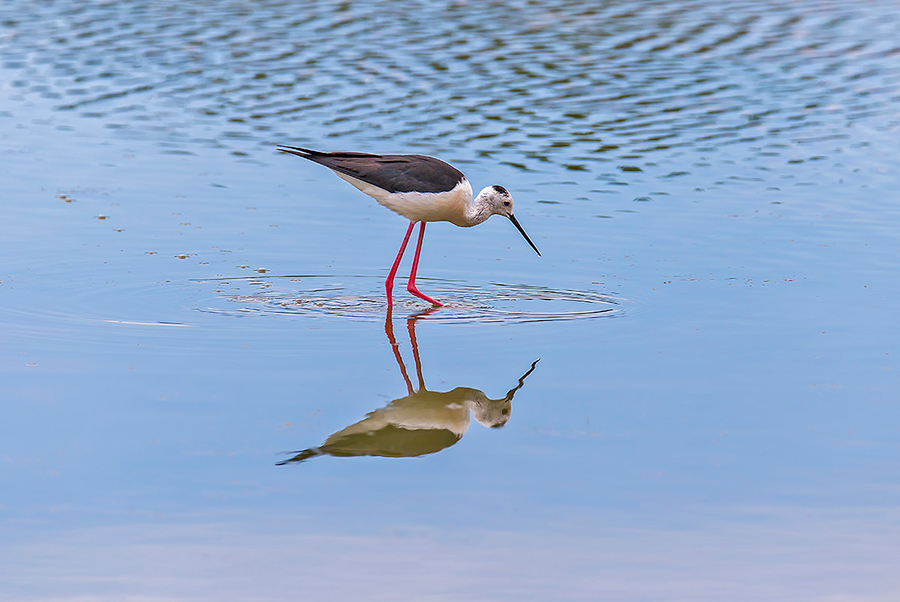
2,1,900,600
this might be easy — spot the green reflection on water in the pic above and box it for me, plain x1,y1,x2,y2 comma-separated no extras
279,308,539,464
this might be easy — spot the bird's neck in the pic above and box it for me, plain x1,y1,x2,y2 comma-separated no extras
463,193,493,227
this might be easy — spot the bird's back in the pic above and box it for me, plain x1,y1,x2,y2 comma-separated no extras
279,147,466,194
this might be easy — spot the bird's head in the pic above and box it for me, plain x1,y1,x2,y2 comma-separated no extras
470,392,512,428
476,185,541,256
477,184,515,218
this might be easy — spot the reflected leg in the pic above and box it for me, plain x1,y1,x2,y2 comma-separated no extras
384,307,414,395
407,314,426,391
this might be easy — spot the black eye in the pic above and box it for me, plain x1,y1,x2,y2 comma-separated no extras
502,200,511,207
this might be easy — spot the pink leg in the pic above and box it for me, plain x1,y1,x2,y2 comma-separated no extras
384,307,414,394
407,314,426,390
407,222,443,307
386,222,416,306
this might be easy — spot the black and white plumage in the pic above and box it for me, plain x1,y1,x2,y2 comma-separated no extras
278,145,540,306
282,148,466,194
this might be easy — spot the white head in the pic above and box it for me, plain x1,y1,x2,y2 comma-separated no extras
474,185,541,256
471,394,513,428
476,184,516,218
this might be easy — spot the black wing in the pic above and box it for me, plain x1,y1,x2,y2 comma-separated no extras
278,146,466,194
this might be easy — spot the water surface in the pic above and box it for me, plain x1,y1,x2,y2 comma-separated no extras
2,1,900,600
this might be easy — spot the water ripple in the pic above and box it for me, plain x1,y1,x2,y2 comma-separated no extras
3,0,898,179
195,275,622,324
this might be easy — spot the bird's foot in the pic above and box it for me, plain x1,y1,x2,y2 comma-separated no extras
407,285,444,307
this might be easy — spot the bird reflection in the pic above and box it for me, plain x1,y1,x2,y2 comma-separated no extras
278,308,539,465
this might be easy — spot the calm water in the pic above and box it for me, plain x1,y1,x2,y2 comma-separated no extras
2,0,900,600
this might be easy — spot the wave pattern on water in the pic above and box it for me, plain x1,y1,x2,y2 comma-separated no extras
2,0,898,177
196,274,621,323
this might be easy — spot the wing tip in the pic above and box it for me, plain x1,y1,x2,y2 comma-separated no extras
277,145,318,158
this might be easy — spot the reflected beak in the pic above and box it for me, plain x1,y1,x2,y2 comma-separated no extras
508,214,541,256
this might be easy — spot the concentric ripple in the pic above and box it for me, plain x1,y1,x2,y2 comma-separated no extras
195,275,621,324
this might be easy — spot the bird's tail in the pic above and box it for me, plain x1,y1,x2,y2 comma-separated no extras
275,447,324,465
276,145,317,158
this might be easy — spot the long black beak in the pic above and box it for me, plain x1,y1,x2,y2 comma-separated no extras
508,214,541,256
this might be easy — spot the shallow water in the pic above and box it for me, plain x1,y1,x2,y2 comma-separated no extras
2,1,900,600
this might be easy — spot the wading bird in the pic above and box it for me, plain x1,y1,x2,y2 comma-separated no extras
278,146,540,306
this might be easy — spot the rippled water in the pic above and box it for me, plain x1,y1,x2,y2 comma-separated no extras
196,274,621,322
3,1,900,600
7,0,900,166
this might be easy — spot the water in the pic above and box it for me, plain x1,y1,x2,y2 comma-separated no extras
2,1,900,600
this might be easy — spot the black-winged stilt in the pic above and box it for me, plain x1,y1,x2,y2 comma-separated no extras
276,309,540,464
278,145,540,307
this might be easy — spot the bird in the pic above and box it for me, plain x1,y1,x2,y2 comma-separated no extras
276,309,540,465
277,145,540,307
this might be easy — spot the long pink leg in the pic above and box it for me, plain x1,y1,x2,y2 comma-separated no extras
407,314,426,390
385,222,416,306
407,222,443,306
384,307,414,394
